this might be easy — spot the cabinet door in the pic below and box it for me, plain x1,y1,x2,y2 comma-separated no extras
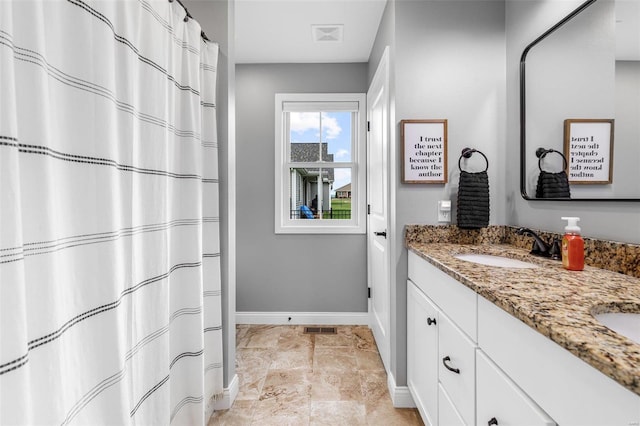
407,281,439,426
439,383,466,426
439,313,476,426
476,350,556,426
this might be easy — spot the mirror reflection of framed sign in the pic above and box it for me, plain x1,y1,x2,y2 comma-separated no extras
401,119,448,183
563,119,614,184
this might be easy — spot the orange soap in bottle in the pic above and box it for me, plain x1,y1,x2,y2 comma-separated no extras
561,216,584,271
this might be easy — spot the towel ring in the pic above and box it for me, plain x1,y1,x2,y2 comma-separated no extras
458,148,489,172
536,148,568,172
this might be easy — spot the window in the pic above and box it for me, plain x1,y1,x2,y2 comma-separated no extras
275,93,366,234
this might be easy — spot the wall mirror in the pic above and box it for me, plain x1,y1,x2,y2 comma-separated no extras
520,0,640,201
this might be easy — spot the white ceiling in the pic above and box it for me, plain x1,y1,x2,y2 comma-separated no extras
233,0,637,63
234,0,387,64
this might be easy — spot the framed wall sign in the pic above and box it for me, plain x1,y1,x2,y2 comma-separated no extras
401,119,448,183
563,119,614,184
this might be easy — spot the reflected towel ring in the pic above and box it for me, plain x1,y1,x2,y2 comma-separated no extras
536,148,568,172
458,148,489,172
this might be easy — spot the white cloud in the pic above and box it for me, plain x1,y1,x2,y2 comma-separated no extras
289,112,342,140
290,112,319,135
321,113,341,140
334,149,349,159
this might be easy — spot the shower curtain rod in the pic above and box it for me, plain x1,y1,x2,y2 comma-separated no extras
170,0,211,42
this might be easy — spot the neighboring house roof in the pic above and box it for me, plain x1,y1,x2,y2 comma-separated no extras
335,183,351,192
291,143,333,162
291,143,334,182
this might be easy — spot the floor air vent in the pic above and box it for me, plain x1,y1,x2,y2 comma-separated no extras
303,326,337,334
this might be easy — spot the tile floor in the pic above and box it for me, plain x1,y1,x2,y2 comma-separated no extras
208,325,424,426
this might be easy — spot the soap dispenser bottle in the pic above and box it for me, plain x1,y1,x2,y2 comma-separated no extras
561,217,584,271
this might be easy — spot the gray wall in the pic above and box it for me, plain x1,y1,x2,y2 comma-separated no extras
368,0,395,86
183,0,237,388
506,0,640,243
614,61,640,198
368,0,507,387
235,63,369,313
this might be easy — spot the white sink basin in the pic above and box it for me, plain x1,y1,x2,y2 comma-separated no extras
454,253,538,269
593,312,640,344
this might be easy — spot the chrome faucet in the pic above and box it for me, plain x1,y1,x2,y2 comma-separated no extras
516,227,561,259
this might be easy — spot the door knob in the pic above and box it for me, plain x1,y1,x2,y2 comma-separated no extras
374,231,387,238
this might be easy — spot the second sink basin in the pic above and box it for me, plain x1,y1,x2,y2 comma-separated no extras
593,312,640,345
454,253,539,269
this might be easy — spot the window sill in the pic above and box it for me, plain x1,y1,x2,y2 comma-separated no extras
275,222,366,235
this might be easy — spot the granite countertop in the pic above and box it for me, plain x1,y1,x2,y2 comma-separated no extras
407,241,640,396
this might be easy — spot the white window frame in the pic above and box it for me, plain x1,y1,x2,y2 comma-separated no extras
275,93,367,234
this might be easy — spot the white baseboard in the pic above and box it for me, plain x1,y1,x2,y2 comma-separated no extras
236,311,368,325
209,374,239,413
387,372,416,408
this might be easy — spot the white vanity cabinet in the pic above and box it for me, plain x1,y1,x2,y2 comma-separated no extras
407,250,640,426
407,251,479,426
408,251,555,426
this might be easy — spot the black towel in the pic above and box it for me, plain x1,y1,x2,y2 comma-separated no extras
536,171,571,199
457,170,489,229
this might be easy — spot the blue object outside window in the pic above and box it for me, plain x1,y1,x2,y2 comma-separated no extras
299,205,314,219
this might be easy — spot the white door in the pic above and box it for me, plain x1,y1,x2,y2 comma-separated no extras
367,47,390,371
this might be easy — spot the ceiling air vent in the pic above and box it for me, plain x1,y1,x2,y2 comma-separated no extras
311,25,344,42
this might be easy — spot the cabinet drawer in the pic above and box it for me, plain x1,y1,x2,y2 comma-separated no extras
408,251,477,341
476,350,555,426
439,383,467,426
439,313,476,426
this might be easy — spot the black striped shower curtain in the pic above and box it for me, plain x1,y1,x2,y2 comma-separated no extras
0,1,223,424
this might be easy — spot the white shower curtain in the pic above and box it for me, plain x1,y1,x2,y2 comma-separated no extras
0,1,224,424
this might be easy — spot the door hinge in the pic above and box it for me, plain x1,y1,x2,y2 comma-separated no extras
368,287,371,299
367,121,370,132
367,204,370,215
